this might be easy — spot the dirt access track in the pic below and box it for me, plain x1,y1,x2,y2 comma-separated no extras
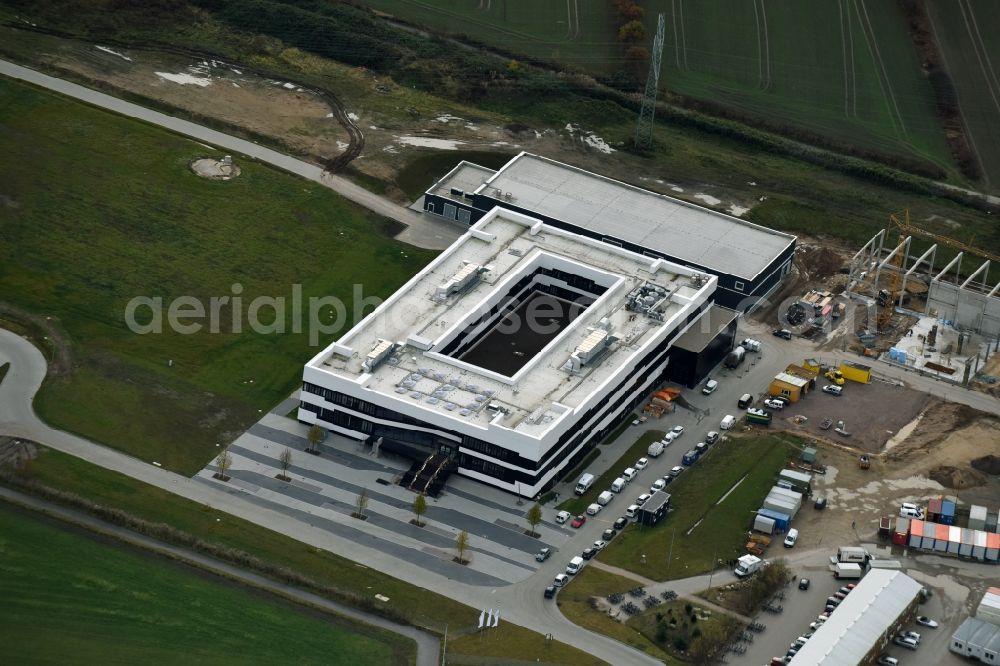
0,23,363,171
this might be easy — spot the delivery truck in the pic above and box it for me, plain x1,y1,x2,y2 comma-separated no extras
837,546,869,563
647,441,665,457
734,554,763,578
834,562,863,579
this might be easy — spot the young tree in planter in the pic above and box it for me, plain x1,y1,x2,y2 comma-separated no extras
306,425,324,453
525,502,543,537
214,446,232,482
355,488,369,520
278,447,293,481
455,529,470,564
412,493,427,527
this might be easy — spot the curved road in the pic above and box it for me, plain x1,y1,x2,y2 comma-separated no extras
0,485,440,666
0,58,462,252
0,330,660,664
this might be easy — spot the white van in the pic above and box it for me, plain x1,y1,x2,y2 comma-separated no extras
899,503,924,519
575,473,595,495
611,477,627,493
566,556,584,575
625,504,640,519
720,414,736,430
783,528,799,548
622,467,637,482
586,503,602,516
597,491,614,506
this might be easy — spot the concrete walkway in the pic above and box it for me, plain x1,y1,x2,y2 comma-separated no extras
0,486,441,666
0,58,464,251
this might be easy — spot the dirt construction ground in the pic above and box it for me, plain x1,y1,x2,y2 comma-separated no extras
777,400,1000,553
771,379,930,453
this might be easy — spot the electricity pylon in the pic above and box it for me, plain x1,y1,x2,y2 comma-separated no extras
634,13,666,149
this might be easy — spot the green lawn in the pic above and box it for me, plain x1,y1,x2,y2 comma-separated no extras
0,77,436,474
9,446,604,665
0,503,413,665
558,430,665,516
599,435,799,581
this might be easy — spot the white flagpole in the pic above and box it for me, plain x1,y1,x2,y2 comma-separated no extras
493,609,500,628
478,609,485,629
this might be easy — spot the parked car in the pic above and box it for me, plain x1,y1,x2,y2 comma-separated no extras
838,587,852,596
876,656,899,666
702,379,719,395
916,616,939,628
544,585,557,599
814,496,827,510
635,457,649,470
826,597,841,607
651,478,666,493
636,493,652,506
798,578,810,590
571,514,586,528
581,547,596,560
783,528,799,548
668,466,684,477
602,528,616,541
705,431,720,444
738,393,754,409
553,574,569,587
900,630,921,644
893,635,918,650
763,398,785,410
593,540,607,551
586,503,602,516
535,547,551,562
773,328,792,339
556,510,571,524
613,517,628,530
772,395,791,405
671,425,684,438
822,384,843,396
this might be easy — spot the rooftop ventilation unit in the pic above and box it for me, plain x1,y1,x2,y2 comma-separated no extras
689,272,708,287
562,326,618,373
362,339,396,373
434,261,488,301
625,282,673,322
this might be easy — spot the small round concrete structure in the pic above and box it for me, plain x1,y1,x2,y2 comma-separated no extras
190,155,241,180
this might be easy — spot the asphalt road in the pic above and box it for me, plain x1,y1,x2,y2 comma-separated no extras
0,58,463,251
0,486,441,666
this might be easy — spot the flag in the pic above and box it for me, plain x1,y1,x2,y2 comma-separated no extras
492,609,500,628
478,609,485,629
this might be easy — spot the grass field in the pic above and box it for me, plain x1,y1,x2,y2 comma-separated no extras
599,434,798,581
358,0,618,72
926,0,1000,189
9,446,603,665
0,77,436,474
649,0,953,174
0,503,413,665
558,430,666,516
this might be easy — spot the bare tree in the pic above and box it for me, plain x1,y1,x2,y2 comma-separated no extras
278,447,293,481
214,446,232,482
455,529,470,564
412,493,427,527
306,425,324,454
525,503,543,537
354,488,369,520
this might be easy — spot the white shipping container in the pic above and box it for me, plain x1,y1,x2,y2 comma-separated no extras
947,526,962,554
754,515,776,535
969,505,988,531
977,588,1000,625
960,529,975,557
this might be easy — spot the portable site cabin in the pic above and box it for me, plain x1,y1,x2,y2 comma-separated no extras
973,531,988,560
948,526,962,554
839,362,872,384
757,508,790,532
909,519,925,549
879,516,894,540
961,529,976,557
951,618,1000,663
934,523,950,552
977,588,1000,625
987,510,999,532
778,469,812,495
800,446,817,464
768,372,809,402
769,486,804,504
754,514,776,535
928,497,943,523
763,496,799,518
969,505,988,531
987,533,1000,562
941,500,957,525
893,517,910,546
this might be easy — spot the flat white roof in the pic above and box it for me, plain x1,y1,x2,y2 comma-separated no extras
789,570,923,665
774,372,809,387
429,161,495,203
308,208,714,437
477,153,795,280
